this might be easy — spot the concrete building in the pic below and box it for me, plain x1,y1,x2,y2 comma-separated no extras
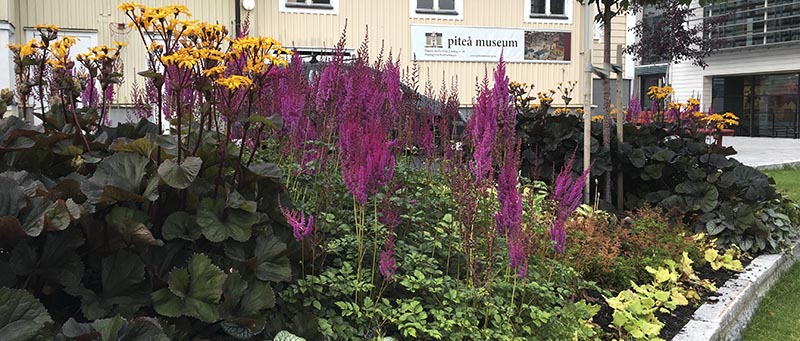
2,0,630,121
631,0,800,138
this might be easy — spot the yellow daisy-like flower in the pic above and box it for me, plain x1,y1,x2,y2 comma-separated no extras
592,115,605,122
112,41,128,48
216,75,252,90
34,24,59,31
118,2,141,12
202,65,226,77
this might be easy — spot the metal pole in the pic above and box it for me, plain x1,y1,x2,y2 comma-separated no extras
582,2,593,204
615,45,624,211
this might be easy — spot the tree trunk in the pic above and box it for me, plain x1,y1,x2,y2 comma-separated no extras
602,2,612,204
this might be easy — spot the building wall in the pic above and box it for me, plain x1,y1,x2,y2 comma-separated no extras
254,0,608,106
8,0,631,110
670,42,800,109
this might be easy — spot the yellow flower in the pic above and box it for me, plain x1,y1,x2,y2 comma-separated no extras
202,65,226,77
592,115,604,122
118,2,141,12
19,39,40,58
216,75,252,90
112,41,128,48
34,24,59,31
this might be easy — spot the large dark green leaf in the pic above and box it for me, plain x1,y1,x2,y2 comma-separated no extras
223,235,292,283
162,211,202,241
246,162,283,180
0,177,26,217
9,233,84,287
110,137,158,158
196,198,258,242
106,207,162,246
0,287,53,341
733,164,772,202
151,253,227,323
20,197,53,237
628,149,646,168
61,316,170,341
158,157,202,189
82,152,152,204
0,116,43,151
220,272,275,335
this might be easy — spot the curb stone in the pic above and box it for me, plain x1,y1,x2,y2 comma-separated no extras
672,242,800,341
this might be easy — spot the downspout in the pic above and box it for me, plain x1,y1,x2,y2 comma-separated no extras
234,0,241,37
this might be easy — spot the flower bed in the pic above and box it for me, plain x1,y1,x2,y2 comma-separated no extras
0,4,797,340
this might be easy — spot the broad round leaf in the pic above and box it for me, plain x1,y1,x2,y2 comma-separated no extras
158,157,202,190
0,287,53,341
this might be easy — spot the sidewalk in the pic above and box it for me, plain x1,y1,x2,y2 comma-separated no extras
723,136,800,169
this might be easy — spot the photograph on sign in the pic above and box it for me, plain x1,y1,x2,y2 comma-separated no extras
524,31,571,61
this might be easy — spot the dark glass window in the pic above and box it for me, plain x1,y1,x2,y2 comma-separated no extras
550,0,565,15
531,0,546,14
417,0,434,9
439,0,455,10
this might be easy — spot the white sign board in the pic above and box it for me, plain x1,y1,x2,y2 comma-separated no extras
411,25,571,63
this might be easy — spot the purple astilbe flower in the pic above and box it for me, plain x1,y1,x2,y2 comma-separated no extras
627,97,641,122
492,57,515,149
495,141,522,235
379,234,397,282
81,76,99,108
467,75,497,184
383,57,403,123
550,151,590,254
339,119,396,204
279,204,314,241
279,53,308,134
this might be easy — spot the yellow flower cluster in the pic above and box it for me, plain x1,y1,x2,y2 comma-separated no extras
552,107,572,116
230,36,292,73
47,36,79,69
701,112,740,130
592,115,605,122
216,75,253,90
8,39,44,59
647,85,674,101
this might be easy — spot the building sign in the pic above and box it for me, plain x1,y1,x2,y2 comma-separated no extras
411,25,571,63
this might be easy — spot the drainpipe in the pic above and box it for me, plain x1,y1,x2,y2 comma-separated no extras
582,1,593,203
234,0,242,37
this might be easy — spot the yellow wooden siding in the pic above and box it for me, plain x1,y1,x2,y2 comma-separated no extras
12,0,630,107
14,0,236,105
253,0,605,106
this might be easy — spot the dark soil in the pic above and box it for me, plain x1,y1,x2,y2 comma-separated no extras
587,257,752,341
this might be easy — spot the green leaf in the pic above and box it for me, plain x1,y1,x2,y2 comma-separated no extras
196,198,258,242
628,149,646,168
110,137,157,157
102,250,146,297
106,206,162,246
92,315,125,341
246,162,283,180
82,152,151,204
273,330,307,341
20,197,53,237
254,235,292,282
158,157,202,189
0,177,26,217
246,114,284,131
151,253,227,323
162,211,202,241
0,287,53,341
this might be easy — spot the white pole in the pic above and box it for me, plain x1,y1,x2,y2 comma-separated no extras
582,1,593,204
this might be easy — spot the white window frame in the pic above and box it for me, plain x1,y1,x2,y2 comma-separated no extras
524,0,572,24
279,0,339,15
410,0,464,21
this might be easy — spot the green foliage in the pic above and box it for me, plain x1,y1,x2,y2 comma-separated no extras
280,164,602,340
619,123,800,252
0,115,292,339
0,287,53,341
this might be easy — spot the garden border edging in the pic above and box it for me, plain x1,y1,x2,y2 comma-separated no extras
672,240,800,341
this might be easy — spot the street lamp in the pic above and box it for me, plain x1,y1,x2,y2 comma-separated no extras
242,0,255,11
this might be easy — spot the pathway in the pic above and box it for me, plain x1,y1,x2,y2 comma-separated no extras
723,136,800,169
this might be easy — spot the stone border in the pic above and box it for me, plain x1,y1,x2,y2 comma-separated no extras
754,161,800,171
672,242,800,341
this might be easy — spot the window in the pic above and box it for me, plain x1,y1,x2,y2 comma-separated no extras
410,0,463,20
525,0,571,23
704,0,800,49
279,0,339,15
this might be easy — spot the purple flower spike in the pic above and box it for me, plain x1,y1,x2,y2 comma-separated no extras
280,205,314,241
550,151,590,254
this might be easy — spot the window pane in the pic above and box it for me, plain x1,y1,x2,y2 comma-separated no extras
417,0,434,9
531,0,546,14
439,0,455,10
312,0,331,3
550,0,565,15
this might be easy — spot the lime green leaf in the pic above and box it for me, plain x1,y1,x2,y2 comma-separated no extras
92,315,125,341
246,114,283,131
0,287,53,340
158,156,202,189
